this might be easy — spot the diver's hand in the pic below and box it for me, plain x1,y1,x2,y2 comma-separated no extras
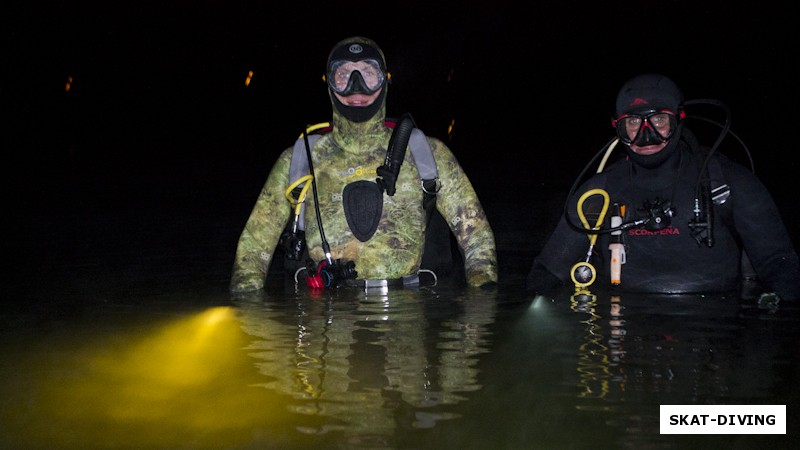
229,272,265,294
467,271,497,289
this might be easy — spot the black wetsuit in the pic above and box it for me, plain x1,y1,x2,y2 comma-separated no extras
528,137,800,300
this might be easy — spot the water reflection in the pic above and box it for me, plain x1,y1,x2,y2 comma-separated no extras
232,286,497,446
562,288,799,448
569,289,614,400
1,285,796,449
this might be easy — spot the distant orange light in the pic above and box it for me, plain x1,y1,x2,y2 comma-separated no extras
245,70,253,87
65,75,73,93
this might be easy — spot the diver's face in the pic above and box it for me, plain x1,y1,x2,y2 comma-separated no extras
334,88,382,107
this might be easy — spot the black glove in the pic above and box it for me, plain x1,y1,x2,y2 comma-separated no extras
376,165,398,196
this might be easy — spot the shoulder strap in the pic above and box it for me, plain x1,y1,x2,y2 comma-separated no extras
290,134,322,231
290,134,322,184
408,128,438,182
707,155,730,205
408,128,439,210
689,147,733,247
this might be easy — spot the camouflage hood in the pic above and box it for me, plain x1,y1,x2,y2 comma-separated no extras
329,84,388,154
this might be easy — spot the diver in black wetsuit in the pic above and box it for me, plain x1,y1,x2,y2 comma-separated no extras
527,73,800,302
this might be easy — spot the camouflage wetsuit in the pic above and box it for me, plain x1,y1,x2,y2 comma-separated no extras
230,87,497,292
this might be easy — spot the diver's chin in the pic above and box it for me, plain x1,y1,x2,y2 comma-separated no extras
631,143,666,155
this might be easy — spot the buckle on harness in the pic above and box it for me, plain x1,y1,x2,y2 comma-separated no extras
421,178,440,195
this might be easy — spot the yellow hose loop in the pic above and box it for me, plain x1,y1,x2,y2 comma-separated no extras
576,188,610,246
285,175,313,215
297,122,332,140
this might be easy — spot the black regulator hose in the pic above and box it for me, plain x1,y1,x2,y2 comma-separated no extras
685,99,733,194
377,113,416,196
302,127,333,265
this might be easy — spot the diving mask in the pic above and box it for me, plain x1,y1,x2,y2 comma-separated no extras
613,109,682,146
327,59,386,96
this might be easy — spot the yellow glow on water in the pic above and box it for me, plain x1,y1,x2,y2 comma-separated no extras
65,75,73,92
245,70,253,86
84,308,239,415
0,307,310,449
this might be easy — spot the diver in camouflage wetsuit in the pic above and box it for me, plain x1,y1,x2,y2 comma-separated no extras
230,36,497,292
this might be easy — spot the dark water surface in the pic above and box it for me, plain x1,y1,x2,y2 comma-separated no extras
2,278,798,449
3,197,800,449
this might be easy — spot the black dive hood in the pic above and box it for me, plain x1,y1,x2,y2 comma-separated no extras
330,87,387,123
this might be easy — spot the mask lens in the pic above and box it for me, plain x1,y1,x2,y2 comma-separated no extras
328,59,385,95
647,112,675,140
615,115,642,144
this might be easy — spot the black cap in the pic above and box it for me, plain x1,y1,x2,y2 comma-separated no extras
615,73,684,116
327,36,387,73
